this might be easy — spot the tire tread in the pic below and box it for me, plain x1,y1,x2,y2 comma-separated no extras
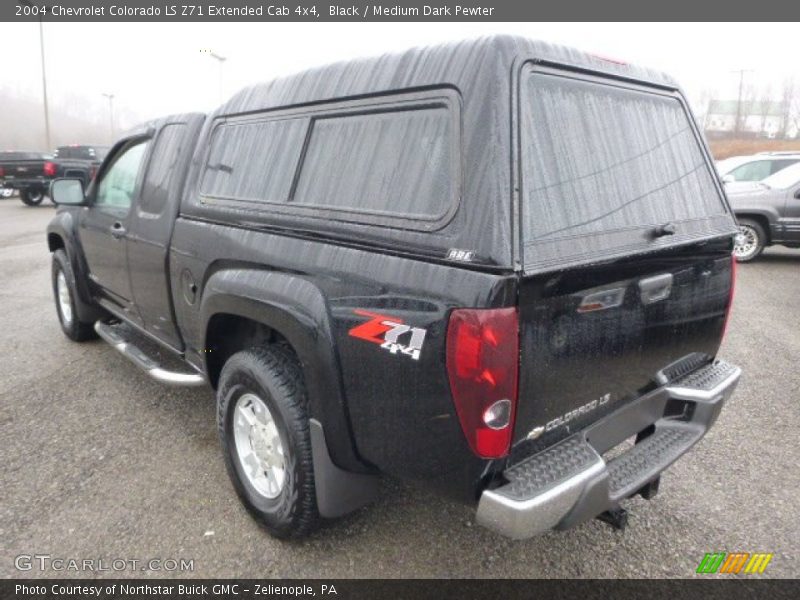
217,345,319,538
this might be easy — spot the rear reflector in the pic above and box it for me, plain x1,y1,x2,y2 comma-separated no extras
721,253,737,342
446,307,519,459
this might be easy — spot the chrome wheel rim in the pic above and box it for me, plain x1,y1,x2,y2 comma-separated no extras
56,270,73,326
734,225,758,260
233,393,286,499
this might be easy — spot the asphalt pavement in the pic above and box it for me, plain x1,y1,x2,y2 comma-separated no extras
0,198,797,578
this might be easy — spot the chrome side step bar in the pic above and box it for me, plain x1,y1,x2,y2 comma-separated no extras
94,321,206,387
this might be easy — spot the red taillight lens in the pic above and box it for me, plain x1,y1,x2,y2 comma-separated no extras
89,166,97,181
0,166,4,177
722,253,737,342
43,161,57,176
446,307,519,459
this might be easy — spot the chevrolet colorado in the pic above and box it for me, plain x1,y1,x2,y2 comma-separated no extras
46,36,741,539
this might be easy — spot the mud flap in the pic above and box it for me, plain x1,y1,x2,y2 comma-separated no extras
309,418,380,518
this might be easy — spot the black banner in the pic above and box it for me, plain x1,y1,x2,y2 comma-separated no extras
4,0,800,22
4,580,800,600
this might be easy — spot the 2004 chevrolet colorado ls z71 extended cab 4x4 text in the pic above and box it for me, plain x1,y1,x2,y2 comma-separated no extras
46,36,741,539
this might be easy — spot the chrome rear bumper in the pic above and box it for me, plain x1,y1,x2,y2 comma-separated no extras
476,360,741,539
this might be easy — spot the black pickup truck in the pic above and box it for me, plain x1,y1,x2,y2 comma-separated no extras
0,145,107,205
46,36,741,540
0,151,54,205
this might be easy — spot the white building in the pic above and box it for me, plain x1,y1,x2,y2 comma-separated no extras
704,100,797,138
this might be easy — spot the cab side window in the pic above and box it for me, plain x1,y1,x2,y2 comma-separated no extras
95,140,150,213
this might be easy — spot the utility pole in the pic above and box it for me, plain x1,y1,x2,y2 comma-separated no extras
209,52,227,105
19,0,51,150
732,69,754,136
102,93,115,143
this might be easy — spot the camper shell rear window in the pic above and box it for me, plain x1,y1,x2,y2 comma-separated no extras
520,68,734,273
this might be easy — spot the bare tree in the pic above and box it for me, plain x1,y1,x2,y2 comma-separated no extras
740,82,759,134
790,94,800,138
757,84,773,135
779,78,795,138
694,88,716,130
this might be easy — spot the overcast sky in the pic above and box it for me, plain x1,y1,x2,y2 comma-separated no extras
1,22,798,127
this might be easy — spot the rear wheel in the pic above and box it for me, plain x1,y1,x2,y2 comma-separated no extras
217,346,319,538
733,219,766,262
20,189,45,206
51,249,97,341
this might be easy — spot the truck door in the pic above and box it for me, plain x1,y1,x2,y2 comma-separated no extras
79,138,151,323
126,117,202,351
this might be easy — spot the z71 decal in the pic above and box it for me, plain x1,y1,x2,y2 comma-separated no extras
348,309,427,361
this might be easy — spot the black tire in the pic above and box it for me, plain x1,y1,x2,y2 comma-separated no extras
51,249,97,341
20,189,45,206
217,346,319,538
734,218,766,263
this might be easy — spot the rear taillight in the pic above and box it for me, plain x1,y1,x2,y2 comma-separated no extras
722,253,737,341
0,166,4,177
446,307,519,459
43,161,57,176
89,166,97,180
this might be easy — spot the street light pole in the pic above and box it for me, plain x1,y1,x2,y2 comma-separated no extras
102,93,115,143
20,0,51,150
209,52,227,105
37,18,51,150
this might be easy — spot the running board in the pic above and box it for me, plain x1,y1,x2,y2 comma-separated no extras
94,321,206,387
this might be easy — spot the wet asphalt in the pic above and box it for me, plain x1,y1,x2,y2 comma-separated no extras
0,198,797,578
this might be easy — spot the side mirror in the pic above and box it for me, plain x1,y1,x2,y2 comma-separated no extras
50,178,86,206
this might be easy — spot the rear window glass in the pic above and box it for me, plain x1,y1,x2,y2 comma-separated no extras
292,107,453,220
200,118,306,202
521,72,730,271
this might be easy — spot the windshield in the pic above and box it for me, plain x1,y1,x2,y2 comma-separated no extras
762,161,800,189
520,71,732,272
716,156,751,175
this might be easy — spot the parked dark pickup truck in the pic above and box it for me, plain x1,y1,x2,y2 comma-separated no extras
727,161,800,261
52,144,109,186
0,145,108,206
0,151,53,205
46,36,741,540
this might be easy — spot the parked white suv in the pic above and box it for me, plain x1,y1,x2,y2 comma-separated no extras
716,152,800,183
